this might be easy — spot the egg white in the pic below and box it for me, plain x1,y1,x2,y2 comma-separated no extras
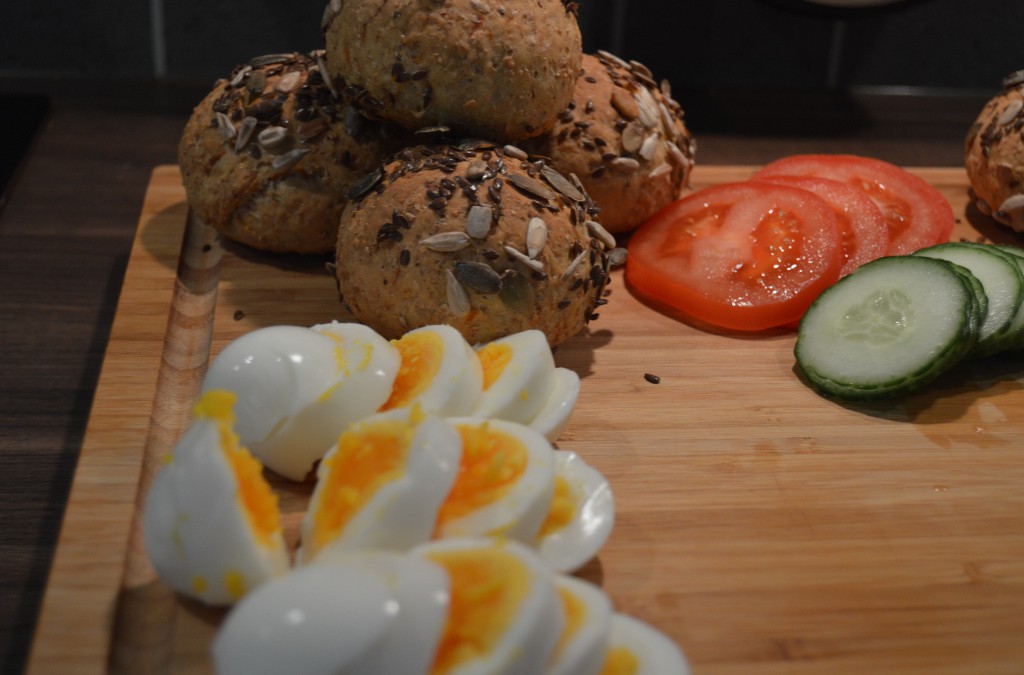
143,391,289,606
528,367,580,442
603,613,691,675
212,552,450,675
472,329,556,424
413,538,565,675
297,408,462,563
535,450,615,573
381,324,483,417
435,418,556,544
202,323,401,480
548,574,613,675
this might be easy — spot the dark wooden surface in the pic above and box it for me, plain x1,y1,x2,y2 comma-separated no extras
0,79,991,673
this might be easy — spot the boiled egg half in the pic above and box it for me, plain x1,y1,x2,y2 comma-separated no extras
143,389,289,605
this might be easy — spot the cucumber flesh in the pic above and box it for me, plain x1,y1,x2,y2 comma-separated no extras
796,256,976,399
993,244,1024,351
912,242,1023,356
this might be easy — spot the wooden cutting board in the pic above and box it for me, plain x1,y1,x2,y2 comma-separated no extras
26,165,1024,674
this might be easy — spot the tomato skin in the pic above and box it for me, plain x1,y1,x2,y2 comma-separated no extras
754,154,954,255
752,174,889,276
626,181,844,332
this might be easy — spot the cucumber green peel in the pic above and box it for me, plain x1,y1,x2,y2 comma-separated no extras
795,241,1024,400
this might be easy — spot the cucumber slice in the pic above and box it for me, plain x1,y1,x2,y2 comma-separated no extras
943,261,986,341
993,244,1024,351
795,256,976,399
912,242,1024,356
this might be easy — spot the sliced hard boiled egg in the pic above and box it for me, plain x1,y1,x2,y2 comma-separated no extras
472,329,556,424
528,367,581,442
297,407,461,564
548,574,613,675
601,613,691,675
380,324,483,416
212,552,450,675
414,538,564,675
535,450,615,573
143,390,289,605
202,323,400,480
434,418,556,543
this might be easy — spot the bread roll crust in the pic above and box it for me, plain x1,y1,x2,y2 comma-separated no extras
322,0,582,142
178,51,407,254
335,142,616,345
965,70,1024,232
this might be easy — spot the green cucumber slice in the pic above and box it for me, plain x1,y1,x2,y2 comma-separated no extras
992,244,1024,351
913,242,1024,356
795,256,976,399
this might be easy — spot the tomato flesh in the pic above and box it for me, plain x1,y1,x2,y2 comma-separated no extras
754,154,954,255
626,181,844,332
753,174,889,276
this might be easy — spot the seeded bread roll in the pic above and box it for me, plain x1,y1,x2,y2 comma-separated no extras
178,50,407,254
321,0,582,142
965,69,1024,232
335,142,622,346
523,52,697,234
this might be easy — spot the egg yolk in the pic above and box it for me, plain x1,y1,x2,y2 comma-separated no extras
308,419,412,556
196,390,282,548
425,546,531,674
477,342,512,390
436,423,528,526
537,475,577,538
553,585,587,658
382,330,444,409
600,646,640,674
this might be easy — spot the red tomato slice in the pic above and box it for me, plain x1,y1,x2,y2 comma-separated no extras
752,174,889,276
753,154,954,255
626,181,844,332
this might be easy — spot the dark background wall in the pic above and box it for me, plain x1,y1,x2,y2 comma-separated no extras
1,0,1020,95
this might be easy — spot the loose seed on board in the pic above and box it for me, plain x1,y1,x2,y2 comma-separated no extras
466,204,493,239
445,269,471,316
644,373,661,384
454,261,503,293
586,220,617,249
420,231,472,251
505,245,545,273
526,217,548,258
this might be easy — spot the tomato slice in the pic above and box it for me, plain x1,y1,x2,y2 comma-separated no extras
626,181,844,332
753,154,954,255
752,174,889,276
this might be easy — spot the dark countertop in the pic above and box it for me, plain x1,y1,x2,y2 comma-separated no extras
0,78,990,673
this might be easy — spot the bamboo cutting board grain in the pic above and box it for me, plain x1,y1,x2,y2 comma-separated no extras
27,165,1024,674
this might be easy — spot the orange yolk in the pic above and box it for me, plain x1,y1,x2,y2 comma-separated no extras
600,647,640,675
194,390,282,548
426,547,530,674
382,331,443,409
436,423,528,527
537,475,576,538
477,342,512,390
309,419,410,556
554,586,587,658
